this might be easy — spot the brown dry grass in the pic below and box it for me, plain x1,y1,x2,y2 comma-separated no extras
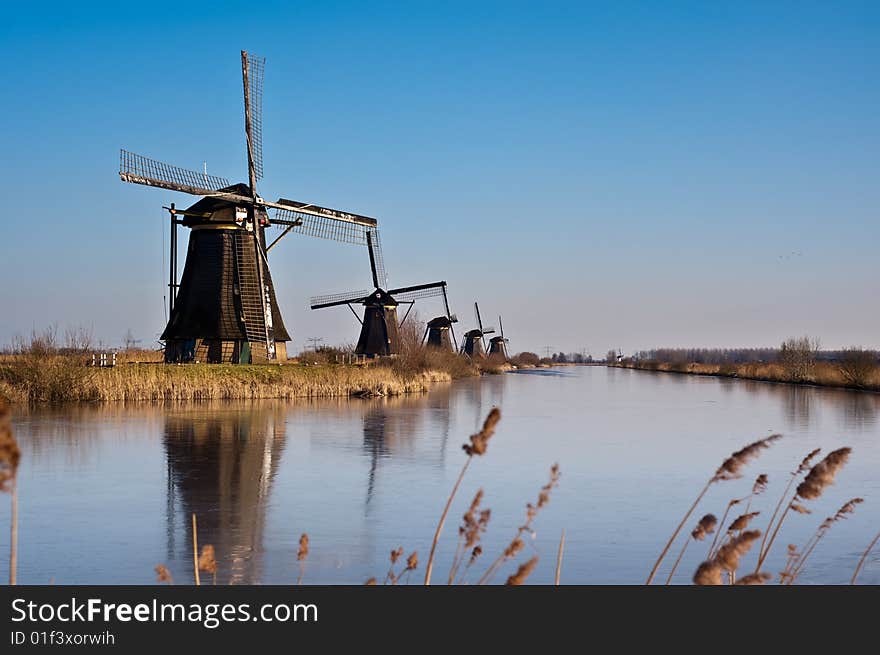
616,360,880,392
0,357,463,403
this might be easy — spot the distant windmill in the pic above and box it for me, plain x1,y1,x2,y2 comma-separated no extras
460,302,495,358
310,230,449,357
423,292,458,351
487,315,509,360
119,51,377,363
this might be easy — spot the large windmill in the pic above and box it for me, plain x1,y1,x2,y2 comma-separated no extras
487,315,510,360
119,51,378,363
309,230,449,357
460,302,495,358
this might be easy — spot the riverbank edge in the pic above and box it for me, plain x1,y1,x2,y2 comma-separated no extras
610,360,880,393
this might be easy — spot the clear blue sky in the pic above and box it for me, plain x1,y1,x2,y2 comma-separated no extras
1,1,877,355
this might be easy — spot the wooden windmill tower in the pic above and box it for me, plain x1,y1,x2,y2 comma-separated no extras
309,230,450,357
460,302,495,358
487,315,510,360
119,51,378,363
423,294,458,351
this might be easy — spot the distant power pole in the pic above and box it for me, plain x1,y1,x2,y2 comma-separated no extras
307,337,323,351
543,345,553,359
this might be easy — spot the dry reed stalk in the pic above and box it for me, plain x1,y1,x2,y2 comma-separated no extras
743,474,769,516
191,513,200,586
506,556,538,585
786,498,863,585
385,547,404,585
759,448,820,560
447,489,491,585
198,544,218,585
851,529,880,584
155,564,174,584
424,408,500,585
296,533,309,585
646,434,781,585
666,514,716,585
555,529,565,585
707,498,742,558
477,463,560,585
756,447,851,573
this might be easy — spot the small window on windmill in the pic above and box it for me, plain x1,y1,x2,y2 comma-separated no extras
235,206,247,225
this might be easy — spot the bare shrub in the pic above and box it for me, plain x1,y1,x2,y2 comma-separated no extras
511,352,540,367
778,336,820,383
837,347,876,388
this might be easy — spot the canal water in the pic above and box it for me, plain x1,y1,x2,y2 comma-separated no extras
3,366,879,584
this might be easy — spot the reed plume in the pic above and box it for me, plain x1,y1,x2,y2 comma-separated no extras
851,528,880,584
646,434,781,585
728,511,760,533
198,545,217,585
0,399,20,585
743,473,768,515
757,447,852,572
424,408,499,585
665,514,716,585
786,498,863,584
296,533,309,585
365,577,377,586
735,572,771,585
506,556,538,585
155,564,173,584
693,560,724,585
758,448,820,561
716,530,761,574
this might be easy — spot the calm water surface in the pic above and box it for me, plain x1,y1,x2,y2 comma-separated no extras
3,366,879,584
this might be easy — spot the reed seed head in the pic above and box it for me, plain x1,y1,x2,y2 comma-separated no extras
735,572,772,585
405,552,418,571
796,448,822,474
0,399,20,493
713,435,782,481
155,564,173,584
297,533,309,562
691,514,717,541
468,545,483,566
752,474,769,496
197,545,217,575
390,547,404,565
727,511,760,533
462,407,500,456
693,560,724,585
790,503,812,514
505,556,538,585
365,577,377,586
715,530,761,572
795,448,852,500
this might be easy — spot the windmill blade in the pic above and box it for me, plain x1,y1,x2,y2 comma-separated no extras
310,289,371,310
482,327,496,335
271,198,378,227
241,51,265,188
499,315,504,339
119,150,234,197
475,302,484,333
387,281,447,302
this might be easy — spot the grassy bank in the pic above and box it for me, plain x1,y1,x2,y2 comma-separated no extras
0,348,487,403
612,359,880,392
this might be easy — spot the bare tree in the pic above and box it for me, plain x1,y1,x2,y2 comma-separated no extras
122,329,138,351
